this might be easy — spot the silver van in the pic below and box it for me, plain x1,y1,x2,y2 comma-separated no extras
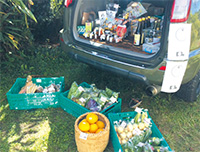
60,0,200,102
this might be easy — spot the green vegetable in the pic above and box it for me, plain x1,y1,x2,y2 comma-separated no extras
80,92,91,102
149,137,162,146
71,86,84,99
134,112,141,124
105,87,113,97
142,128,152,143
112,91,119,99
67,81,78,99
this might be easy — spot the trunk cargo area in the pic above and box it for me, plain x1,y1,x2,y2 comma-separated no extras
72,0,173,59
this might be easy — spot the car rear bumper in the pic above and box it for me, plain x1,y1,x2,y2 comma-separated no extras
69,50,149,84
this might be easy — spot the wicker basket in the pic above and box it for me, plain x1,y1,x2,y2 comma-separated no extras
75,112,110,152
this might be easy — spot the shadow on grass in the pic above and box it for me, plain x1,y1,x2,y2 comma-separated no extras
47,108,77,152
0,99,45,152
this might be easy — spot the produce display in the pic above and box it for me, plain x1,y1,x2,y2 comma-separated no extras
78,2,164,54
67,81,119,112
19,75,61,94
78,113,105,134
7,75,172,151
113,108,171,152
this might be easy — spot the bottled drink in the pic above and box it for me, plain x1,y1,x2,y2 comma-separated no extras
153,19,158,31
141,18,146,44
156,19,161,31
134,19,142,46
141,17,145,30
144,17,148,29
149,30,153,43
147,16,151,27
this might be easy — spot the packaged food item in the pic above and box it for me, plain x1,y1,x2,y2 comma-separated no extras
77,26,86,35
142,43,160,54
116,25,127,38
98,11,107,25
85,22,92,33
83,32,90,38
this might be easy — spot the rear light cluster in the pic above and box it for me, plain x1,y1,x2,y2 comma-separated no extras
64,0,73,7
159,66,166,71
170,0,192,23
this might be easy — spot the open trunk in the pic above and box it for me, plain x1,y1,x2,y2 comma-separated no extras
71,0,173,60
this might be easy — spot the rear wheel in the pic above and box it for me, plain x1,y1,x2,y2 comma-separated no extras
176,70,200,102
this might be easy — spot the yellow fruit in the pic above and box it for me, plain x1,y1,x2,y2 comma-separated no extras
78,121,90,132
89,123,98,133
86,113,98,124
96,121,105,129
81,119,87,122
96,128,104,133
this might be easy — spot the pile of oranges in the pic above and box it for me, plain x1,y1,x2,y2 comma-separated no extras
78,113,105,133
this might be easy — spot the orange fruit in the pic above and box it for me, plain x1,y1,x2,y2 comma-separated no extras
78,121,90,132
96,121,105,129
86,113,98,124
81,119,87,122
89,123,98,133
96,128,104,133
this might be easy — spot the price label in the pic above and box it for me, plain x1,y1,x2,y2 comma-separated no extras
137,142,145,147
132,128,142,136
110,96,116,103
135,107,143,113
79,132,88,140
79,97,86,103
100,96,107,102
120,121,127,128
36,79,42,83
78,86,85,92
144,118,151,125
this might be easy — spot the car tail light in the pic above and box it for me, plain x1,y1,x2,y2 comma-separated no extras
159,66,166,71
170,0,192,23
64,0,72,7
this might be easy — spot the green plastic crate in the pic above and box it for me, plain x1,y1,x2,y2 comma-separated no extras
108,111,172,152
6,76,65,110
59,82,122,118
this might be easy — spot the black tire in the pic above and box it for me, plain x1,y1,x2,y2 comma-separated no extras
176,70,200,102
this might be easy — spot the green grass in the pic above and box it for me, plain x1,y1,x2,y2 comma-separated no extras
0,46,200,152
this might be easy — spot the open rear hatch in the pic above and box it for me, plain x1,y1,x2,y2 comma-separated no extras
71,0,173,61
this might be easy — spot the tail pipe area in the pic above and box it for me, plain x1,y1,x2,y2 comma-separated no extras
145,85,161,96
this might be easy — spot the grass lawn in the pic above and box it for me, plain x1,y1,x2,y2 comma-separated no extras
0,46,200,152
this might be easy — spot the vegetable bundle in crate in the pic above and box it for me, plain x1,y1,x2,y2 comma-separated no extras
108,108,173,152
59,82,121,118
6,76,65,110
